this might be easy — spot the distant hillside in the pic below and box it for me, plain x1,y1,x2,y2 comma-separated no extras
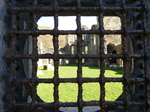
38,26,52,30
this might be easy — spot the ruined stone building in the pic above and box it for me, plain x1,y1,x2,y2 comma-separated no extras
37,17,124,67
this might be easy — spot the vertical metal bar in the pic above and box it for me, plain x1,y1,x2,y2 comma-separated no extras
10,0,17,111
141,0,149,111
10,14,17,76
31,0,38,111
98,0,105,111
11,0,17,77
53,0,59,111
76,0,83,112
121,0,129,111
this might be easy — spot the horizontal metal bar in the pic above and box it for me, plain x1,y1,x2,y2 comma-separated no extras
10,101,146,108
8,78,146,84
4,54,143,61
7,29,150,36
104,101,146,106
9,6,142,13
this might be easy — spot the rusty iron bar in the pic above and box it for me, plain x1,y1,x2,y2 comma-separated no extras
141,0,149,111
8,6,143,13
53,0,60,112
8,0,17,111
7,29,150,36
121,0,129,110
30,0,38,111
9,101,146,108
76,0,84,111
98,0,105,111
5,53,144,60
4,77,147,84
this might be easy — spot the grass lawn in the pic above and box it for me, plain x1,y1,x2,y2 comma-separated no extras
37,64,123,102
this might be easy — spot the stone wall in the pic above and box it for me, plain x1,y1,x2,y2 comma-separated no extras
104,17,123,67
0,0,7,111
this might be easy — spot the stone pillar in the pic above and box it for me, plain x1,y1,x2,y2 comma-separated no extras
24,36,32,78
0,0,7,111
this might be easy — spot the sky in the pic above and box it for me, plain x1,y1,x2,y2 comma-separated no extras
37,16,97,30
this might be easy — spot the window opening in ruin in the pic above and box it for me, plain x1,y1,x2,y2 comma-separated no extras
83,46,88,63
84,46,88,54
71,45,75,55
107,45,117,64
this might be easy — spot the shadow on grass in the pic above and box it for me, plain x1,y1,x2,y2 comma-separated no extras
105,67,123,75
65,63,77,66
88,67,123,76
38,63,123,76
66,63,123,75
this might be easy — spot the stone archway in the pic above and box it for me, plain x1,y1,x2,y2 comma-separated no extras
107,44,117,64
106,43,123,68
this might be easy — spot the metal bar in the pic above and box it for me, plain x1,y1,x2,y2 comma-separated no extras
76,0,83,111
5,77,147,85
98,0,105,111
4,53,143,60
7,29,150,36
141,0,149,111
12,101,146,108
9,6,143,13
121,0,129,110
30,0,39,111
9,0,17,111
53,0,59,111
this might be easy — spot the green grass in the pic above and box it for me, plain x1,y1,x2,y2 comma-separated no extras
37,64,123,102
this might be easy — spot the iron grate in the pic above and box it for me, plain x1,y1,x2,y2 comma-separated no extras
3,0,150,112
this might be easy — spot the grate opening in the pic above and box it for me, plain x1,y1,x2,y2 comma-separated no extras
37,83,54,102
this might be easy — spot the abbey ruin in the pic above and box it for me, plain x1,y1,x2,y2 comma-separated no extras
38,16,124,68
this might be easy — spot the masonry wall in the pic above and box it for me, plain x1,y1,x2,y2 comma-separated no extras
0,0,7,111
146,0,150,107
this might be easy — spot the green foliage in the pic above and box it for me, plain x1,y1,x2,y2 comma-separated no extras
37,65,123,102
